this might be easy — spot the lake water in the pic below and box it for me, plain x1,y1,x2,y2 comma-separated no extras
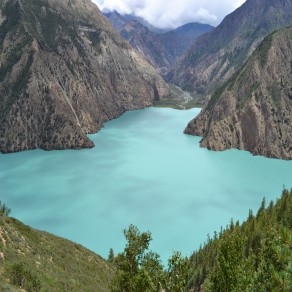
1,107,292,264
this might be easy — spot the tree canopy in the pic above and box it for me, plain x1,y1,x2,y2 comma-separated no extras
110,189,292,291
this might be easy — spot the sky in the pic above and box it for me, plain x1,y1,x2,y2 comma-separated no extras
92,0,246,28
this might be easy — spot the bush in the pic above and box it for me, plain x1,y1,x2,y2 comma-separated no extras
7,262,41,292
0,201,11,216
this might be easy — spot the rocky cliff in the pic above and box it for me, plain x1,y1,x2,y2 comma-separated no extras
0,0,169,153
185,27,292,160
169,0,292,94
119,20,172,72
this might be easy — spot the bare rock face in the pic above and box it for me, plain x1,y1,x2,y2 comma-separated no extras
169,0,292,94
185,27,292,160
0,0,169,153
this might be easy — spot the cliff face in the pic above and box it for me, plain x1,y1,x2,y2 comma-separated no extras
185,27,292,160
119,20,172,72
0,0,169,153
169,0,292,94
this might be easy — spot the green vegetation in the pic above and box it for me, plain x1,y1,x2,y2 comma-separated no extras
206,83,228,111
0,200,11,216
110,224,189,292
188,188,292,291
7,262,41,291
256,32,274,68
0,206,114,291
111,189,292,291
153,84,205,109
1,188,291,291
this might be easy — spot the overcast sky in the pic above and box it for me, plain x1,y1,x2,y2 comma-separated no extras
92,0,246,28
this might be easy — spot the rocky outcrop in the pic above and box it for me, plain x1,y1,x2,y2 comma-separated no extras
169,0,292,94
185,27,292,160
0,0,169,153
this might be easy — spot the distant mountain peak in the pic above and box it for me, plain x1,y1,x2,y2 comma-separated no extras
105,11,213,73
169,0,292,94
104,10,170,34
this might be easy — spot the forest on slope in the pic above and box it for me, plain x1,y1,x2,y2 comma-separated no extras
187,188,292,291
0,188,291,291
108,189,292,291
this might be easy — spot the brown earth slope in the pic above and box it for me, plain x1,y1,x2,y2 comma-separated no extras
185,27,292,160
0,0,169,153
168,0,292,95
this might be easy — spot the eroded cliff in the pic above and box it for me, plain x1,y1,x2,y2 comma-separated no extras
185,27,292,160
169,0,292,95
0,0,169,153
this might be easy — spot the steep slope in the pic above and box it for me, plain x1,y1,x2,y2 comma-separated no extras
159,22,213,65
169,0,292,94
187,189,292,291
0,214,114,291
105,11,213,73
119,20,172,71
104,10,170,34
185,27,292,160
0,0,169,153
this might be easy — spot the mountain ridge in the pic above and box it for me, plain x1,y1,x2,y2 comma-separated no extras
185,26,292,160
105,11,213,73
104,10,170,34
168,0,292,94
0,0,169,153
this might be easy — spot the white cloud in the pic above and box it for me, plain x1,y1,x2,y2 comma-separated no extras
92,0,246,28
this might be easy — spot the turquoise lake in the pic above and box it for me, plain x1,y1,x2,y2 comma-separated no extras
1,107,292,263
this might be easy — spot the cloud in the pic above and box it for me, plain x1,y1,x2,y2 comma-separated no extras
92,0,246,28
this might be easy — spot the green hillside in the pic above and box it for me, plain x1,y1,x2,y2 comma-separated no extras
188,189,292,291
1,188,291,291
108,189,292,291
0,209,114,291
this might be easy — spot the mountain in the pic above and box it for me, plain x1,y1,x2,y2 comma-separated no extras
119,20,173,72
105,11,213,72
169,0,292,94
1,188,290,291
104,10,170,34
187,189,292,291
0,213,113,291
185,27,292,160
0,0,169,153
159,22,213,64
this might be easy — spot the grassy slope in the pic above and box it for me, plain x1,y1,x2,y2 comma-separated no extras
0,216,114,291
0,189,291,291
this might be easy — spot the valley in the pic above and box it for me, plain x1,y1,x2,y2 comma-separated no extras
0,0,292,290
105,11,213,73
153,84,206,109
